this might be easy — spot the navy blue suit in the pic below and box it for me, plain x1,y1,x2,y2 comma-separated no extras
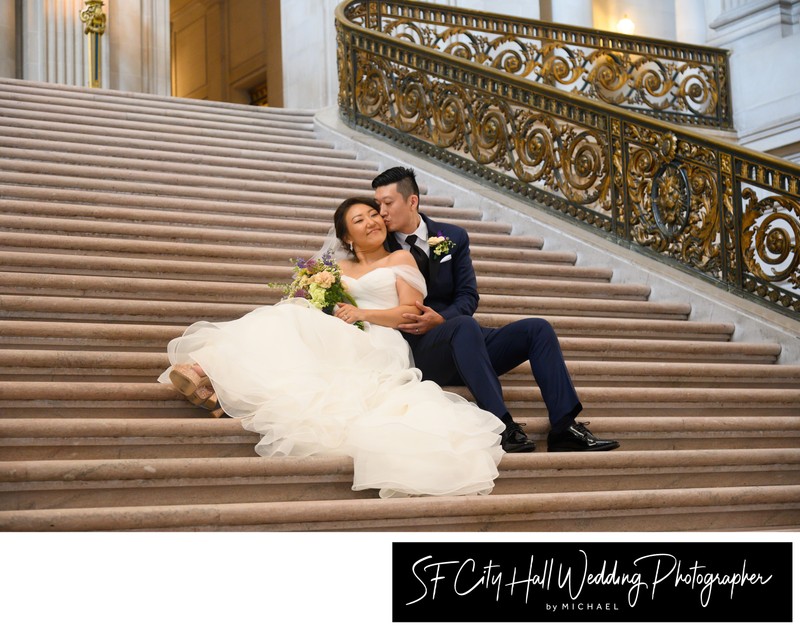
388,213,582,429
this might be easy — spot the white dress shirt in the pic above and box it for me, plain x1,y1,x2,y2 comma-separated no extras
394,219,430,256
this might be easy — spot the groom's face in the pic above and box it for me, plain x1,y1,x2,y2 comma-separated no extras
374,183,419,235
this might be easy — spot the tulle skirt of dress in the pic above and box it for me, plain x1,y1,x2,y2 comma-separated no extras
158,299,504,498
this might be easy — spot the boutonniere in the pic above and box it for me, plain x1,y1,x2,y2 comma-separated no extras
427,232,456,259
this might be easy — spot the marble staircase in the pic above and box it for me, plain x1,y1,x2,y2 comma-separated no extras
1,78,799,531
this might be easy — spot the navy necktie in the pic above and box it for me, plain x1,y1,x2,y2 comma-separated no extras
406,234,429,280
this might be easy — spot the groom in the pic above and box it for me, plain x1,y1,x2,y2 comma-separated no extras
372,166,619,453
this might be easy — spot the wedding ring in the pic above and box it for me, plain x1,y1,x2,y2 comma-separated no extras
416,328,420,333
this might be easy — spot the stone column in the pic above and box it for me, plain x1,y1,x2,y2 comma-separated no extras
21,0,87,85
107,0,170,94
140,0,171,95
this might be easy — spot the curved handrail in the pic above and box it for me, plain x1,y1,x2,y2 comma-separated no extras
336,0,800,319
344,0,733,130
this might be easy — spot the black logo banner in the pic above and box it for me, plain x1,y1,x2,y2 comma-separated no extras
392,542,792,623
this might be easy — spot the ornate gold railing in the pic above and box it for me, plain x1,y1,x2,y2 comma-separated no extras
345,0,732,130
336,0,800,319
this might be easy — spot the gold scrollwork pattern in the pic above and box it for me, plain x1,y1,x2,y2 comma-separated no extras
79,0,106,36
625,127,720,274
337,1,800,318
352,54,612,221
741,190,800,301
719,153,740,286
346,0,731,128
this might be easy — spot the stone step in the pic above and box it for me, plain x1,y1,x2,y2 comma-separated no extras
0,156,387,201
0,146,382,192
1,138,381,183
0,123,376,173
0,101,323,147
0,123,376,172
0,317,733,354
3,349,794,386
0,78,318,123
0,114,355,161
0,199,511,235
2,383,795,415
3,416,798,459
1,485,797,531
1,450,798,512
0,249,610,286
478,314,732,340
0,91,317,133
0,292,693,323
0,185,478,222
0,231,563,266
0,164,459,210
0,269,651,304
556,337,780,362
475,296,690,319
0,213,533,250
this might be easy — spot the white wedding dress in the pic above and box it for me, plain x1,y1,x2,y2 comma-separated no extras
158,264,504,498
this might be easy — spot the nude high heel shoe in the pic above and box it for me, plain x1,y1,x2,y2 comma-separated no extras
169,363,209,396
187,385,226,418
169,364,226,418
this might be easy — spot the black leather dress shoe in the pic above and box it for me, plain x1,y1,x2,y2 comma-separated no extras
501,422,536,453
547,422,619,452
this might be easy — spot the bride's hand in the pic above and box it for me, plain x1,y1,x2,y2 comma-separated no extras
335,303,363,325
398,301,444,335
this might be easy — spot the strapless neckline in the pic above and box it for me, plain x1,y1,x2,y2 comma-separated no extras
342,266,394,283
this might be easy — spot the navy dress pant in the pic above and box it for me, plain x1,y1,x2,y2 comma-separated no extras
404,316,581,430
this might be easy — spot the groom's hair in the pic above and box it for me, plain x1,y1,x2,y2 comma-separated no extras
371,166,420,200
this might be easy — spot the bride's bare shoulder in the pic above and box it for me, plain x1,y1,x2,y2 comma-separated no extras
386,249,416,267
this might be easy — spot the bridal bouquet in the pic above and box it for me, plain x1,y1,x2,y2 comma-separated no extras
273,252,364,329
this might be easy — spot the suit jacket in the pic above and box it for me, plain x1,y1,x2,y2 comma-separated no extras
387,213,479,320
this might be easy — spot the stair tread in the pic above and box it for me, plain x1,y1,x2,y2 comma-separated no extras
1,78,798,532
3,415,798,437
1,215,534,247
1,485,798,532
3,448,799,482
0,78,318,119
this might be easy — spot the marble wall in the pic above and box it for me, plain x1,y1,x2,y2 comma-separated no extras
708,0,800,161
278,0,340,110
113,0,170,95
592,0,677,40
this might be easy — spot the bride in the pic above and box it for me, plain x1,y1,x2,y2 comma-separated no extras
158,197,505,498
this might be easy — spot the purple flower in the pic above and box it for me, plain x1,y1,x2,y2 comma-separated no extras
293,288,308,298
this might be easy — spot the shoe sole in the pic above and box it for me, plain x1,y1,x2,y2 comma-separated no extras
547,443,620,452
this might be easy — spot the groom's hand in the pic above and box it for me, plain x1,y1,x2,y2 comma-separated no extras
399,301,444,335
